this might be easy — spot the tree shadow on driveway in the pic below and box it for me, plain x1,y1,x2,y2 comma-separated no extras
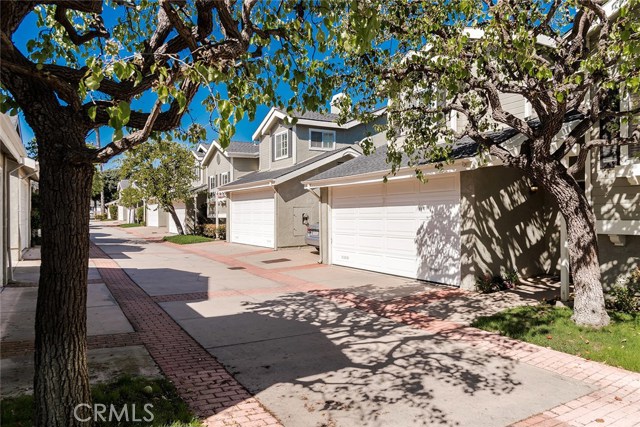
203,291,530,427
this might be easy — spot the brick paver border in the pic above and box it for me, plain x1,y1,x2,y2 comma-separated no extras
106,227,640,426
89,243,281,427
312,289,640,427
1,332,142,358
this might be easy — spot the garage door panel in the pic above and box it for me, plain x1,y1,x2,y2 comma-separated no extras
230,189,274,248
331,177,461,285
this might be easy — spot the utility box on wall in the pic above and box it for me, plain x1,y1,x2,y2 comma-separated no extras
293,207,310,236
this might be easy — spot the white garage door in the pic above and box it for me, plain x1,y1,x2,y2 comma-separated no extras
331,176,461,285
146,204,160,227
230,189,275,248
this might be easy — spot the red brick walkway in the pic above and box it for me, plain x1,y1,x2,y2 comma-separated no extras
89,244,281,427
113,227,640,426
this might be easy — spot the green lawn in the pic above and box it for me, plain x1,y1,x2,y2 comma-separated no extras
163,235,213,245
120,223,145,228
1,376,201,427
472,305,640,372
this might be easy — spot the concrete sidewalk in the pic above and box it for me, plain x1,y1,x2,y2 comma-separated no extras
0,252,160,396
90,225,640,427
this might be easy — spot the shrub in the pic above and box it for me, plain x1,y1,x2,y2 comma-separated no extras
476,270,519,293
607,268,640,313
95,213,107,221
108,204,118,219
476,274,501,293
217,224,226,240
136,206,144,223
203,224,217,238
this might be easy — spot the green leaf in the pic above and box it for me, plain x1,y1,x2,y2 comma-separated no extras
88,106,97,121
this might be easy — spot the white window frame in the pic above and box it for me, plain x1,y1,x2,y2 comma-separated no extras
273,131,289,160
308,128,336,151
209,176,215,191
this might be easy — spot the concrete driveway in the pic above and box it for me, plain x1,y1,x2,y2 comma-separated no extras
88,225,631,427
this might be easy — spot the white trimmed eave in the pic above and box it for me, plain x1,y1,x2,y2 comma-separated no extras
220,180,275,193
227,152,259,159
252,107,388,140
223,147,360,192
303,153,503,189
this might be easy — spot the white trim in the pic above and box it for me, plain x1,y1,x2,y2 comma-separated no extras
222,147,361,192
597,219,640,236
273,130,289,160
308,128,337,151
273,148,359,186
252,106,388,140
303,155,501,189
292,124,297,164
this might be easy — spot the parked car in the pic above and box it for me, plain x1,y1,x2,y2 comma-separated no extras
305,223,319,251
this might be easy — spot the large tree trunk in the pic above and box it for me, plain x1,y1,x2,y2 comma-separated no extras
34,135,94,426
536,161,610,327
165,203,185,235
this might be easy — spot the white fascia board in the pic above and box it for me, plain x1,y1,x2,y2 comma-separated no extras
0,114,27,161
252,107,389,140
303,155,503,189
227,152,259,159
220,181,274,193
273,148,361,186
252,107,286,140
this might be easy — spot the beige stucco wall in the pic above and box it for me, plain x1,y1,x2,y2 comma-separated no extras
590,151,640,222
232,157,259,179
275,160,349,248
459,166,561,290
599,234,640,288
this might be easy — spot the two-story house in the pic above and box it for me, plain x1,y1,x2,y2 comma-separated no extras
218,97,386,248
198,140,260,226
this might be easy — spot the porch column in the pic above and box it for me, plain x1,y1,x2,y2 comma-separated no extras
560,215,570,302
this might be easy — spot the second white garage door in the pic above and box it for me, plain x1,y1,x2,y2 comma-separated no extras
330,175,461,285
229,189,275,248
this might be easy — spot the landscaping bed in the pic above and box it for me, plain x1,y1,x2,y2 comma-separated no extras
1,376,201,427
120,223,145,228
163,235,213,245
472,305,640,372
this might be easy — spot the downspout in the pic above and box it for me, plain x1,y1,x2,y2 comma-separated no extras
305,185,322,264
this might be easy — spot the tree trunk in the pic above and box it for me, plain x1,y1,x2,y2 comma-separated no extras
34,136,94,426
536,161,610,327
165,203,185,235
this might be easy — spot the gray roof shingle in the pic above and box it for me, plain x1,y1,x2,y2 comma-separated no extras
306,138,480,182
221,147,356,189
226,141,259,154
275,108,340,122
305,111,584,183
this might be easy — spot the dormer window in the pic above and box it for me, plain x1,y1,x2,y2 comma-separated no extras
309,129,336,150
274,131,289,160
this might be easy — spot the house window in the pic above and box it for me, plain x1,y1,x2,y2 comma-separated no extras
309,129,336,150
600,146,620,170
209,176,215,191
599,89,621,169
221,172,229,186
274,131,289,160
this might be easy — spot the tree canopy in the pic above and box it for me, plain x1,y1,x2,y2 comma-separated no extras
323,0,640,327
119,137,196,233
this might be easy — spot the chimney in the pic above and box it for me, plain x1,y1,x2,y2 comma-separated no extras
330,93,347,115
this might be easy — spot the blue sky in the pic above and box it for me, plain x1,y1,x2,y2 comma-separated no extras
12,4,312,169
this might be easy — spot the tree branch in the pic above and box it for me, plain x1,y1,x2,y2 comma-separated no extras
54,5,109,46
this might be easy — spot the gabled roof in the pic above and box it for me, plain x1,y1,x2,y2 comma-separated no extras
219,147,360,192
226,141,260,155
200,140,259,166
252,106,387,140
304,112,585,187
304,138,481,184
